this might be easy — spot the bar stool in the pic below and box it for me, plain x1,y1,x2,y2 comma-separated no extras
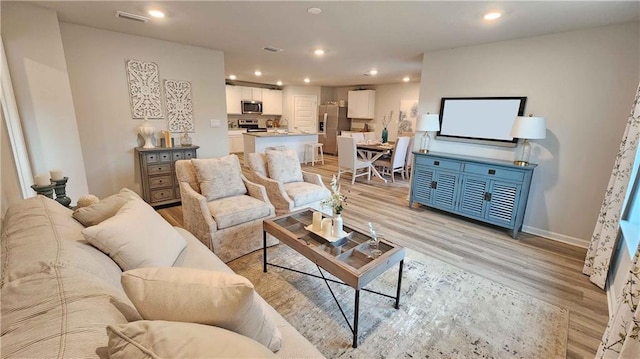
304,143,324,166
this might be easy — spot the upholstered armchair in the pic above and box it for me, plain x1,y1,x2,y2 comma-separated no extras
175,155,277,263
246,150,331,216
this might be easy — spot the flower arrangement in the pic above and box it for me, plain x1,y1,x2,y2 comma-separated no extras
381,110,394,129
321,175,347,215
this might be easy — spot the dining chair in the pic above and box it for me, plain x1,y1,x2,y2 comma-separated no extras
373,136,411,182
404,136,415,179
337,136,371,184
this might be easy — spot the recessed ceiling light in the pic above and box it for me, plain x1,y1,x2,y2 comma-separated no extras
307,7,322,15
314,49,325,56
276,81,283,86
304,78,310,83
229,75,236,80
148,10,165,18
369,69,378,76
403,76,410,82
254,71,262,76
483,12,501,21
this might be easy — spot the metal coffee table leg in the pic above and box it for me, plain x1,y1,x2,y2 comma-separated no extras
353,290,360,348
263,231,267,273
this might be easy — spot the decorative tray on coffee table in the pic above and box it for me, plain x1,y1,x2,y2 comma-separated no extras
304,224,352,246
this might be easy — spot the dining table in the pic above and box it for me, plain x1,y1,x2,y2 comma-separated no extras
356,142,395,183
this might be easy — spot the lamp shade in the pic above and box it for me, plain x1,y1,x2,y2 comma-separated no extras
510,116,546,139
417,114,440,132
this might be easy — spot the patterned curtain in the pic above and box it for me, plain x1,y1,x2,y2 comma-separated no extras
596,248,640,358
583,83,640,289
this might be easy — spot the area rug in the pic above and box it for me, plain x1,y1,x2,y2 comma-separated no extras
228,245,568,358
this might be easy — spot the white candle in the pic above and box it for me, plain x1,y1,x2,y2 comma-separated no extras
312,212,322,232
34,174,51,187
50,169,64,181
322,218,333,237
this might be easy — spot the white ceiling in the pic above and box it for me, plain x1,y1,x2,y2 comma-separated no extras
32,1,640,87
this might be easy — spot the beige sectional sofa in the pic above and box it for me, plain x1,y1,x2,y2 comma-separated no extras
0,195,324,358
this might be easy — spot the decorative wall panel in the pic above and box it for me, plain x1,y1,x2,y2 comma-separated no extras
125,59,163,119
164,79,193,132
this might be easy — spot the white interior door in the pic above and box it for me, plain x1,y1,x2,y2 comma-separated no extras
293,95,317,133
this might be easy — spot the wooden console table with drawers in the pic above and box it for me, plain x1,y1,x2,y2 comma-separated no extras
409,151,536,238
135,146,199,207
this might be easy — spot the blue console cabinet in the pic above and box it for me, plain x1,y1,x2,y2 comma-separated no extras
409,152,536,238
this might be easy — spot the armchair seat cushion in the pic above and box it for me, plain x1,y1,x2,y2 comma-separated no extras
283,182,330,208
208,195,272,230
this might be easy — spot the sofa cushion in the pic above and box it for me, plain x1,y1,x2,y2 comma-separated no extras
72,188,140,227
247,152,269,177
191,155,247,201
207,194,272,229
266,150,303,184
1,268,139,358
121,267,282,352
82,198,186,271
107,320,276,358
1,196,124,289
283,182,330,208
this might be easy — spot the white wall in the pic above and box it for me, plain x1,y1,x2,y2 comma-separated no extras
418,22,640,245
59,23,228,198
1,2,89,202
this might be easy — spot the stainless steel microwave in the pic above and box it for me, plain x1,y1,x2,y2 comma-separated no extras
241,100,262,114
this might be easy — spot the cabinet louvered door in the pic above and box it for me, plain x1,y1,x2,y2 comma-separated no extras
458,176,489,219
412,166,435,205
486,181,521,227
432,171,459,211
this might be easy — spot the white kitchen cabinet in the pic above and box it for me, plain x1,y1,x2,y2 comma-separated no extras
347,90,376,119
228,132,244,153
262,89,283,115
226,85,242,115
240,86,262,101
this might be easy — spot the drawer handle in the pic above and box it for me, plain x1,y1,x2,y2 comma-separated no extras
488,169,496,175
431,181,437,189
484,192,492,201
434,161,440,166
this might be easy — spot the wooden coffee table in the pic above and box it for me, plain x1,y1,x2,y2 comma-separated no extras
262,209,405,348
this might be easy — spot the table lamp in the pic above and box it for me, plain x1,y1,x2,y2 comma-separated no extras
510,114,546,166
416,113,440,153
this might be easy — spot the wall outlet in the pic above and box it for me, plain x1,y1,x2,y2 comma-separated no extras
210,119,221,127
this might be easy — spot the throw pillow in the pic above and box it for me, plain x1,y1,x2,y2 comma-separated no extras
191,155,247,201
107,320,276,359
247,152,269,178
82,199,186,271
266,149,303,184
121,267,282,352
73,188,141,227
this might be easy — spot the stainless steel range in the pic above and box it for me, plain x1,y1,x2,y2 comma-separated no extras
238,119,267,132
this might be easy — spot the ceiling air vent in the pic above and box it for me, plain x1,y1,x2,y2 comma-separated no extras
263,46,283,53
115,11,150,23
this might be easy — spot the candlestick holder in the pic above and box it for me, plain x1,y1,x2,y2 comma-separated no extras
31,183,55,199
52,177,72,208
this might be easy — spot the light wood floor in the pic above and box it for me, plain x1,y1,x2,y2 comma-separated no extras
158,154,608,358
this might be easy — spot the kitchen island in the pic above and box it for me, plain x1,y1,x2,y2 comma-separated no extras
243,132,319,164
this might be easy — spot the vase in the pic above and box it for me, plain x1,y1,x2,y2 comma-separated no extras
382,127,389,143
180,131,192,146
332,213,343,237
138,119,156,149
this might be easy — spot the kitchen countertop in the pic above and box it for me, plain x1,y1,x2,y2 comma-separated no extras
243,132,318,137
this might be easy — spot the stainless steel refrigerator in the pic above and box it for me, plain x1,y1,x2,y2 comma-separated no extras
318,105,350,155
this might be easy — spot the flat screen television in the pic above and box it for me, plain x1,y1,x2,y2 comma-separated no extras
436,97,527,147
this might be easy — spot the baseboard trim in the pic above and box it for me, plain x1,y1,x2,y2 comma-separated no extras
522,225,589,248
